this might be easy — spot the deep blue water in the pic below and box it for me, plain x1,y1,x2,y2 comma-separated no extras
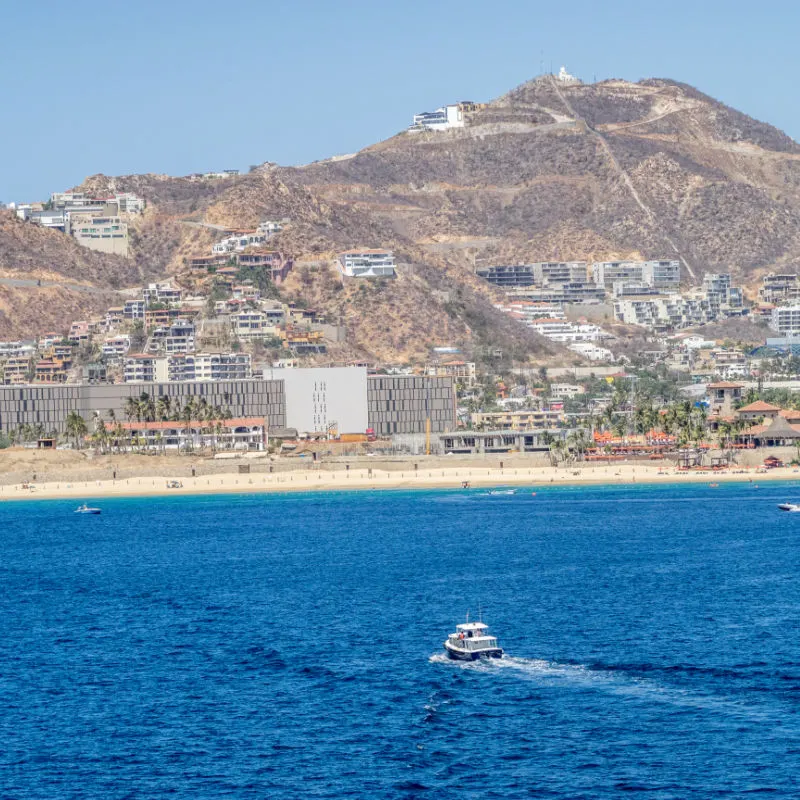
2,483,800,798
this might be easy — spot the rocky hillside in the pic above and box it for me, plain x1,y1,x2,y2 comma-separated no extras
5,75,800,356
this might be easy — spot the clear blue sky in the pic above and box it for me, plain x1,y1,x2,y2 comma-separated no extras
2,0,798,201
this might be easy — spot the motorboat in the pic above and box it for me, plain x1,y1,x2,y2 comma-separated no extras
778,503,800,512
488,489,516,496
443,620,503,661
75,504,101,515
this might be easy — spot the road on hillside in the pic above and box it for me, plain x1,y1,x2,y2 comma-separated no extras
0,276,111,295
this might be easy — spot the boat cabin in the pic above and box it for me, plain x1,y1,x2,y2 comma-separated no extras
448,622,499,651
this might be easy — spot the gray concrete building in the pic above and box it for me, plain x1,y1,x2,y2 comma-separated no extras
0,372,456,439
0,380,285,434
266,366,369,435
367,375,456,436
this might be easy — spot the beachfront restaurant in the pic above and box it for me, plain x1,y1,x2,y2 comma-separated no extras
103,418,267,452
738,415,800,448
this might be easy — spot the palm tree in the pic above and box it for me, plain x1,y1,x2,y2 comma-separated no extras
181,400,195,452
155,396,169,423
123,397,138,425
65,411,88,450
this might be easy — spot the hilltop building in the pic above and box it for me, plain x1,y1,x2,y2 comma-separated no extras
556,66,581,85
410,102,476,132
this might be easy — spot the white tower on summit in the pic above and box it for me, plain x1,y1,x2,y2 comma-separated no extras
557,65,581,85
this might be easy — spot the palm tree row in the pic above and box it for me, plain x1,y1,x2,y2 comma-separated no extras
122,393,232,426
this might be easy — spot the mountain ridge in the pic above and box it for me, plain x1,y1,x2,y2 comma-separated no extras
3,74,800,358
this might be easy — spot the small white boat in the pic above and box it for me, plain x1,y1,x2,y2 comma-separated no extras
488,489,516,496
778,503,800,512
75,504,101,515
443,620,503,661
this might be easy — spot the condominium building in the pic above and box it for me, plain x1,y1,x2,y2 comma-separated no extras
124,355,168,383
212,232,268,254
528,319,604,342
338,250,396,278
592,260,680,289
143,283,183,305
68,214,129,256
231,311,278,341
476,264,537,288
35,358,70,383
770,305,800,334
425,360,477,387
2,356,32,385
702,273,744,316
101,336,131,360
759,273,800,305
614,294,711,331
124,300,146,320
471,409,563,431
147,319,195,354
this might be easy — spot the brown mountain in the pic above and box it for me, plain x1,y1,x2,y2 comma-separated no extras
5,75,800,356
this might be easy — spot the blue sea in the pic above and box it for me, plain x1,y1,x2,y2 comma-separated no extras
2,483,800,798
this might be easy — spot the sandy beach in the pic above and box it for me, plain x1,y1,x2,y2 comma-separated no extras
2,461,799,502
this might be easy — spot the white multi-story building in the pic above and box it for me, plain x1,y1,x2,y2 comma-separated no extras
124,355,168,383
231,311,279,341
702,273,744,316
568,342,615,362
147,319,195,354
257,220,283,236
770,305,800,334
591,260,680,289
232,284,261,302
337,250,396,278
528,319,604,343
500,301,566,323
124,300,146,320
411,104,466,131
114,193,145,214
102,336,131,360
143,283,182,305
550,383,584,399
188,352,252,382
614,294,710,331
212,232,268,255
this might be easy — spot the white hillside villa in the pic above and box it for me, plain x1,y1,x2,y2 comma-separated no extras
338,250,396,278
410,104,466,132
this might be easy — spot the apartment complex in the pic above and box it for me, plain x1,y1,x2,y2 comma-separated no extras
591,260,680,289
124,352,252,383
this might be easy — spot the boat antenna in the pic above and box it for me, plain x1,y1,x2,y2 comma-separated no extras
478,603,482,623
465,609,469,623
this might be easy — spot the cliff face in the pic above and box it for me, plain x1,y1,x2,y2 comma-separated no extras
5,75,800,354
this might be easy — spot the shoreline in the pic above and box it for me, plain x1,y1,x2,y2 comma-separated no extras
2,463,799,502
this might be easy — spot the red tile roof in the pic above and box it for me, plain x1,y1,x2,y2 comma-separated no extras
737,400,781,413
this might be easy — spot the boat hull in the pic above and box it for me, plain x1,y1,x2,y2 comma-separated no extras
444,642,503,661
